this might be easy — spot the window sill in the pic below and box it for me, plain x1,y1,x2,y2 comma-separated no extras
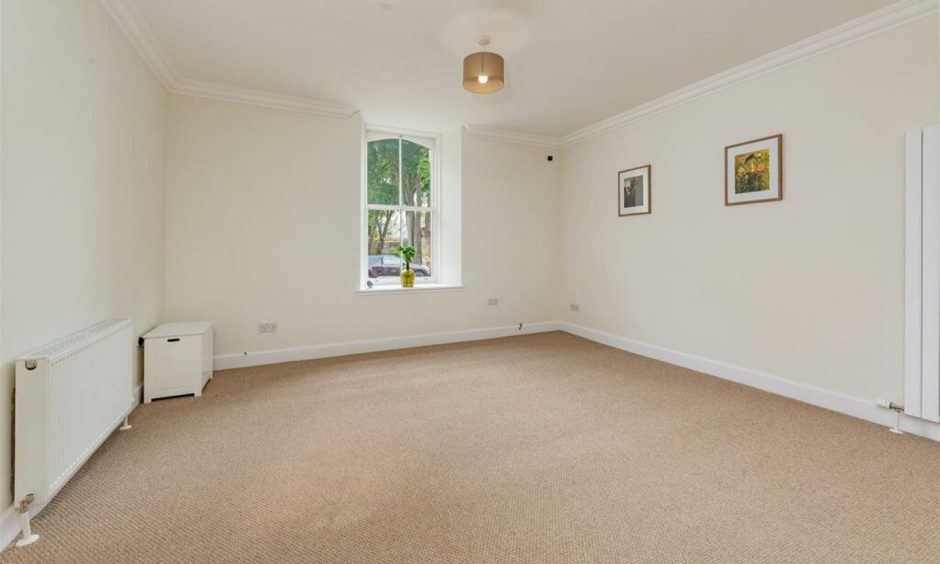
356,284,465,296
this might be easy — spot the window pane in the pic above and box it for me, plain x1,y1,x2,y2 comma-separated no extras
367,209,403,279
400,139,431,207
404,210,432,278
367,138,399,205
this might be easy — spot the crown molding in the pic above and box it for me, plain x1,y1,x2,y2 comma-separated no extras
99,0,177,88
561,0,939,146
463,125,563,149
171,79,359,118
101,0,937,142
99,0,358,119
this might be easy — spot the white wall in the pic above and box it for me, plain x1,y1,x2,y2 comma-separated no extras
164,94,560,358
561,15,939,404
0,0,167,508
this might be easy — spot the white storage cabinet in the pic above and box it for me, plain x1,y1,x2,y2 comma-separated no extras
143,322,214,403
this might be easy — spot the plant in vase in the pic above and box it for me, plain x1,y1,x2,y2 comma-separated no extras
396,244,417,288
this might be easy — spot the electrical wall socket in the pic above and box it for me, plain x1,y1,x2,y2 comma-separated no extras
570,304,580,312
259,322,278,333
487,298,499,306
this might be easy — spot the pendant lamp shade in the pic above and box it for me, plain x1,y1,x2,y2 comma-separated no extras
463,51,505,94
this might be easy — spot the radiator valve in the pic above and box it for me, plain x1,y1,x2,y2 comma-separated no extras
875,399,904,434
17,494,34,514
16,494,39,547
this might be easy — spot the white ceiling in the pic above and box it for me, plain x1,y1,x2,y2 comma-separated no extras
132,0,899,137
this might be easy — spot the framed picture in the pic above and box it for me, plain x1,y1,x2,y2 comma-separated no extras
724,134,782,206
618,164,651,216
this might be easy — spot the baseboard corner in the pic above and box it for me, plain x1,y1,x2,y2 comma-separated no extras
559,322,940,443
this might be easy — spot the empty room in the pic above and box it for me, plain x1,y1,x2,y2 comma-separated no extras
2,0,939,562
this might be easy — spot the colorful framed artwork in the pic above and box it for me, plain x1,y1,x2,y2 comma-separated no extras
724,134,782,206
618,164,651,216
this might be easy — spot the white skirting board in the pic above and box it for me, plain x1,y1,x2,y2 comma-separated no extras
213,322,564,370
213,321,938,441
131,383,143,409
561,323,940,442
0,507,20,554
3,322,934,553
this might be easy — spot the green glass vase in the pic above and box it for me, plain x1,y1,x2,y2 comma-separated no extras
401,269,415,288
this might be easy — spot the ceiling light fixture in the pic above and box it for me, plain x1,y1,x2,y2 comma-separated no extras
463,38,504,94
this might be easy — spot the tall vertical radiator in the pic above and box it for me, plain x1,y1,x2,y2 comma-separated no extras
14,318,135,545
906,125,940,423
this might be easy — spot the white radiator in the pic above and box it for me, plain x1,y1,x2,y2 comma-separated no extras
14,319,135,526
906,126,940,423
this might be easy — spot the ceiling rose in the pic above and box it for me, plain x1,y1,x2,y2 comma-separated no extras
439,9,530,56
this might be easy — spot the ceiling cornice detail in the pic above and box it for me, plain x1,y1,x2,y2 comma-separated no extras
100,0,937,145
173,79,358,118
99,0,177,88
462,125,562,149
561,0,939,146
98,0,357,118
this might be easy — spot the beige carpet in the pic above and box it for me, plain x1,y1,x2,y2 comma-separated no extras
3,332,938,563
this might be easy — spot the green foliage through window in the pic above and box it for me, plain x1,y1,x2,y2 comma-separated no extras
366,135,434,276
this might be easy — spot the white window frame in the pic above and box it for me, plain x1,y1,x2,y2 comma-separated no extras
360,125,442,288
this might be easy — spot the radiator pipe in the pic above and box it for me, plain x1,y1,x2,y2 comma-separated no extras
15,494,39,547
875,400,904,434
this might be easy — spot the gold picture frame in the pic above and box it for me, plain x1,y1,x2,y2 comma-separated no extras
724,134,782,206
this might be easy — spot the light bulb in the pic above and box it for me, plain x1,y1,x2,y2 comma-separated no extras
477,75,489,84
